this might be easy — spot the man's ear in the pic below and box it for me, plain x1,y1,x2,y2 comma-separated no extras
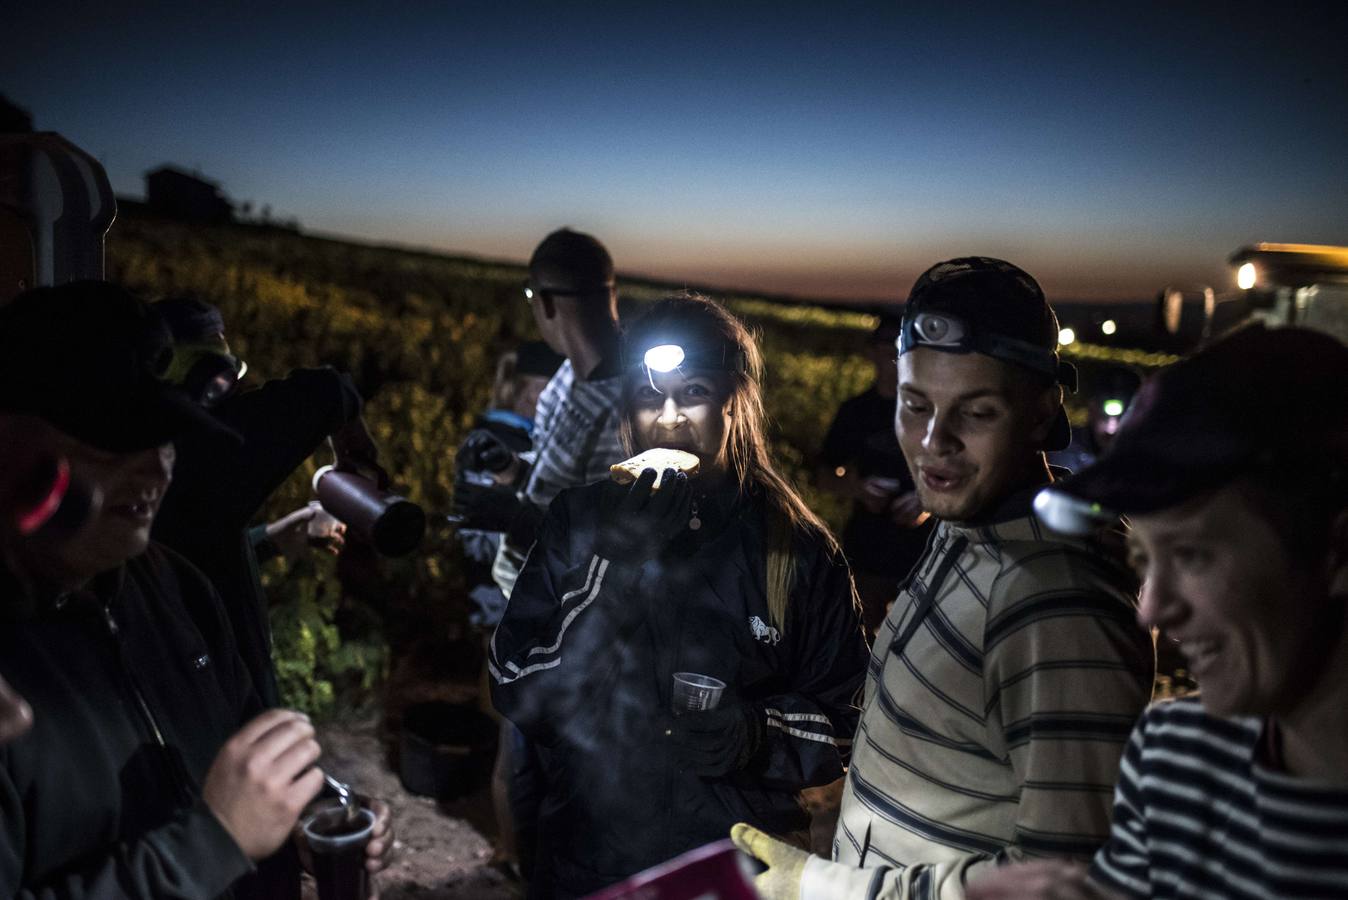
1027,384,1062,445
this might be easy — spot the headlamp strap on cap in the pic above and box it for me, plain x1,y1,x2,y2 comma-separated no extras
901,312,1070,387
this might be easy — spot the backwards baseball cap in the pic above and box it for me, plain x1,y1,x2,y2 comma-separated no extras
528,228,615,295
0,281,241,452
1036,324,1348,534
900,256,1077,450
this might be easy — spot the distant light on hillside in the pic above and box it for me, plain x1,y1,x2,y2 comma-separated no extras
1101,319,1117,335
1058,327,1077,346
1236,262,1257,290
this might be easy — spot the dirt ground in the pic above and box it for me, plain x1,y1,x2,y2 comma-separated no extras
309,716,520,900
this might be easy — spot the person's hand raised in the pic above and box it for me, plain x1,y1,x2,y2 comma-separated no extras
595,469,692,563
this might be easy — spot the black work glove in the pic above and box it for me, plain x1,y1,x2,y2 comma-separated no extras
451,479,524,532
664,701,764,778
594,468,692,564
455,428,516,474
330,418,390,489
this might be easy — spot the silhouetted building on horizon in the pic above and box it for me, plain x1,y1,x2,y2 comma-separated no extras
145,165,234,224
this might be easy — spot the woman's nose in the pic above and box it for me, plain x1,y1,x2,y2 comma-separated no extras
656,397,684,428
1137,573,1184,632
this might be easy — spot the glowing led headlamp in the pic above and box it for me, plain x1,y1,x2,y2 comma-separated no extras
1033,487,1113,537
630,339,747,375
629,338,748,392
1102,398,1125,418
643,344,685,373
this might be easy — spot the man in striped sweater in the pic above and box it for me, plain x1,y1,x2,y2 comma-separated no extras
734,258,1155,898
968,324,1348,900
451,228,628,598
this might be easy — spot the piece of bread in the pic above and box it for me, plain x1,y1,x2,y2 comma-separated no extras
609,448,701,488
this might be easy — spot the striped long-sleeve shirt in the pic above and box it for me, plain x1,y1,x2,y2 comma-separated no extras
492,357,626,597
1089,697,1348,899
803,483,1154,899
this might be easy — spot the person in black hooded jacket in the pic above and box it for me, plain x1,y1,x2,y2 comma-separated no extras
0,283,334,900
490,292,869,898
149,296,384,712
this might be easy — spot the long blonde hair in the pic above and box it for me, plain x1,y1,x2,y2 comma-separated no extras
619,292,844,633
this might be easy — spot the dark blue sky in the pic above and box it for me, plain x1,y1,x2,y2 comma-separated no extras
7,1,1347,301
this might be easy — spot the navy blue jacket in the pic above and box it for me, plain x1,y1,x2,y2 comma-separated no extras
490,481,869,898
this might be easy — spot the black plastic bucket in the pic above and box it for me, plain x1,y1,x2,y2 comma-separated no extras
397,701,498,801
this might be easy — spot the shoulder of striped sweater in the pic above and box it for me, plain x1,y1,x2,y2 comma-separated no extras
984,535,1139,612
1138,694,1263,743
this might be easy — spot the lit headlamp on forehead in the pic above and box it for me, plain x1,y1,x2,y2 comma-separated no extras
643,344,686,373
900,311,1077,390
629,338,748,375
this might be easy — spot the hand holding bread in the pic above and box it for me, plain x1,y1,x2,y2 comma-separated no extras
609,448,700,488
596,460,694,563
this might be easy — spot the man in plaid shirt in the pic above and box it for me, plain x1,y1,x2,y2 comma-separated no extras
452,227,626,596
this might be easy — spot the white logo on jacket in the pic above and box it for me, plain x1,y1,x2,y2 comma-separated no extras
749,615,781,646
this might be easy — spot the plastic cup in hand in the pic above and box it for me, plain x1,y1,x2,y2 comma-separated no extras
303,803,377,900
671,672,726,716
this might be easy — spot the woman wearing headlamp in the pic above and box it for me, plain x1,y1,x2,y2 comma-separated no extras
490,292,868,898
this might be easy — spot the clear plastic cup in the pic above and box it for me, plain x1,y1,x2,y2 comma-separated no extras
671,672,726,716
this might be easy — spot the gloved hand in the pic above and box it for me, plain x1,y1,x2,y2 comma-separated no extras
456,428,516,474
452,479,524,532
665,701,763,777
730,822,807,900
594,468,691,563
330,418,390,489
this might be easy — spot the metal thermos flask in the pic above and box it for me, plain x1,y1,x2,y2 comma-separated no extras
312,465,426,556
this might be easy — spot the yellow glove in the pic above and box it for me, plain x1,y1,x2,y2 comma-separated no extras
730,822,807,900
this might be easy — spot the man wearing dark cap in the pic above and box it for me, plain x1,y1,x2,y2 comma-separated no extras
453,228,627,598
735,259,1153,899
970,324,1348,900
0,282,326,899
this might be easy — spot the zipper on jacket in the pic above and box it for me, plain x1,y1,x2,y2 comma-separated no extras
103,601,196,809
104,603,168,747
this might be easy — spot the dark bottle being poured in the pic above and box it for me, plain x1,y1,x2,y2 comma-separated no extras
312,465,426,557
